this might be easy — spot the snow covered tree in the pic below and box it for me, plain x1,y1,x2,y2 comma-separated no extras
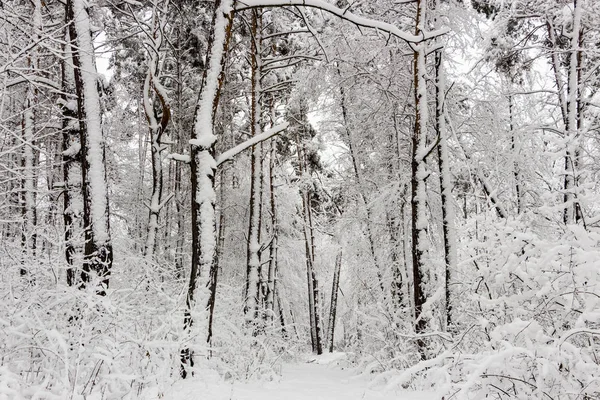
67,0,113,294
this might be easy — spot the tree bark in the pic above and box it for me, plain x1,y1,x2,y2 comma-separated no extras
266,136,278,319
20,0,42,278
298,135,323,354
563,0,582,225
275,285,288,337
411,0,428,359
244,9,264,322
142,35,171,259
508,94,521,215
435,48,455,331
181,0,233,378
68,0,113,295
62,14,81,286
327,251,342,353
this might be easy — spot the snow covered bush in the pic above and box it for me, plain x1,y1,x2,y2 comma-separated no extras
375,212,600,399
0,248,184,399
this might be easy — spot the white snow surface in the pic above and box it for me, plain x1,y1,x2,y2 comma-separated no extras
149,356,436,400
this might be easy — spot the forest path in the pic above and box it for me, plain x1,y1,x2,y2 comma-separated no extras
160,355,433,400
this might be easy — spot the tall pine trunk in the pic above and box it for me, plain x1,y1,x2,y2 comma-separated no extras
326,251,342,353
244,10,264,322
435,48,455,331
20,0,42,278
563,0,582,225
62,16,81,286
181,0,233,378
265,136,278,319
298,135,322,354
411,0,429,359
68,0,113,294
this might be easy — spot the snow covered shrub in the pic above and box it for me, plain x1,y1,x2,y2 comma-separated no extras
444,214,600,399
453,319,600,399
378,213,600,399
0,245,185,399
207,281,294,381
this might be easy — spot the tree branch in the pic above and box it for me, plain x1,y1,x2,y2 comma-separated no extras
216,122,289,167
234,0,448,45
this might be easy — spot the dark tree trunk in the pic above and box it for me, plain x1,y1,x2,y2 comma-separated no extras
244,9,264,323
67,0,113,295
266,137,278,318
411,0,428,359
435,48,455,331
327,251,342,352
181,0,233,378
61,20,81,286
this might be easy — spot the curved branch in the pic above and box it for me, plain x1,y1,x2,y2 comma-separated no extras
234,0,449,44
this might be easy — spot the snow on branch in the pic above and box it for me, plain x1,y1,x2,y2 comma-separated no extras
6,75,61,90
558,328,600,348
234,0,448,44
167,153,191,163
216,122,289,167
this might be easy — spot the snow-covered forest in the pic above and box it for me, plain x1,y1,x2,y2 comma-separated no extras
1,0,600,398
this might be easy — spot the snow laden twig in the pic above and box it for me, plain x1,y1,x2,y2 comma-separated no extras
372,351,452,391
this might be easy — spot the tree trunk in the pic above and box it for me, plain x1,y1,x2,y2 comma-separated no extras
20,0,42,278
208,167,227,346
435,48,455,331
142,52,171,258
21,86,37,277
266,137,278,319
173,32,186,279
563,0,582,225
62,16,81,286
298,137,323,354
327,251,342,353
411,0,428,359
68,0,113,295
181,0,233,378
244,9,264,323
389,111,404,314
508,94,521,215
275,286,288,337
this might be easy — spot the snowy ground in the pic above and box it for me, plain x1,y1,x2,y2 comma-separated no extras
151,354,437,400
